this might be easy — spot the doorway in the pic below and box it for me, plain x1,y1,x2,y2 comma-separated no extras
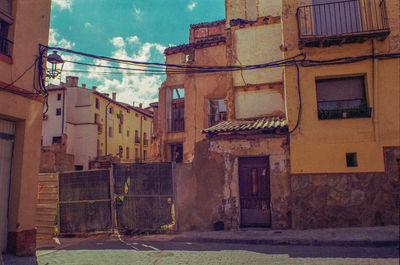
239,157,271,227
0,119,15,252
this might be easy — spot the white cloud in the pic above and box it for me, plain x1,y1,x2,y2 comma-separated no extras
187,1,198,11
110,37,126,49
88,36,167,106
133,7,143,20
52,0,73,11
84,22,93,29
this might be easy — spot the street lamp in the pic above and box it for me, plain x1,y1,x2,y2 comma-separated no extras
46,51,64,79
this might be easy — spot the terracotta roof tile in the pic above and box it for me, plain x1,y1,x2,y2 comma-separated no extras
202,116,287,135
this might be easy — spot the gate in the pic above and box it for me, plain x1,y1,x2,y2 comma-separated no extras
113,163,175,232
0,119,14,252
58,169,112,234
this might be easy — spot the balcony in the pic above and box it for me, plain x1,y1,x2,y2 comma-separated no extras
143,138,149,146
297,0,390,48
0,35,12,57
135,136,140,144
208,112,227,127
168,118,185,133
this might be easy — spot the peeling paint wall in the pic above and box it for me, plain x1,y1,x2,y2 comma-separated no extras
175,136,291,231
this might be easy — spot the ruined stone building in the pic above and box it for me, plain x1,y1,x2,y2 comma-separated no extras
42,76,153,171
153,0,399,231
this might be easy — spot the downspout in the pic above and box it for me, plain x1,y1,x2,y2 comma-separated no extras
140,115,143,162
105,101,111,155
372,39,379,142
61,88,65,135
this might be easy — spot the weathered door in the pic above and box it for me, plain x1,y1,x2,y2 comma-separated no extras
239,157,271,227
0,119,14,252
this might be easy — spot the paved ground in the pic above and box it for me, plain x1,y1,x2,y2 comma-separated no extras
2,226,399,265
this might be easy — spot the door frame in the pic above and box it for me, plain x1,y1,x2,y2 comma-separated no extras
238,156,271,227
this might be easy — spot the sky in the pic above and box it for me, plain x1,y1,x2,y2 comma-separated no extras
49,0,225,106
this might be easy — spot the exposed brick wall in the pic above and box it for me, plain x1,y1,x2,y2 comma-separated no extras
290,147,400,229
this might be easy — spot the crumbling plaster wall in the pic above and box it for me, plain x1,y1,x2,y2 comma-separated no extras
175,136,291,231
158,44,227,163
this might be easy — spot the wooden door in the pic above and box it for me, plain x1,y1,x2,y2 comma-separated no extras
0,119,14,252
239,157,271,227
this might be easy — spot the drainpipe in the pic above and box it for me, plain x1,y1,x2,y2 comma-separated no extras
140,115,143,162
105,101,111,155
372,39,379,142
61,88,65,135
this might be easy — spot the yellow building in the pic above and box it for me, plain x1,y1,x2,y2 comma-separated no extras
282,0,399,228
0,0,51,256
43,76,153,170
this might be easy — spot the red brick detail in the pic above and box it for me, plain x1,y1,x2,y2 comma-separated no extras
0,53,13,64
7,229,36,256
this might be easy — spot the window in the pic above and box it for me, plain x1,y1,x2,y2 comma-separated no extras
118,124,122,134
126,147,130,159
208,98,227,126
74,165,83,171
118,145,123,158
135,148,139,163
170,88,185,132
108,126,113,137
143,150,147,161
135,130,140,144
127,130,130,137
346,153,358,167
316,76,371,120
95,98,100,109
143,132,148,146
56,108,61,116
170,143,183,163
94,113,100,124
0,19,12,57
57,93,61,101
52,136,62,144
109,107,113,114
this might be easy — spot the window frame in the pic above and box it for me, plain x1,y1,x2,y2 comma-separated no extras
208,98,227,126
315,75,371,120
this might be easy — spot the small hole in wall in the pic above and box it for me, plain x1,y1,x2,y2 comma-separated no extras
346,153,358,167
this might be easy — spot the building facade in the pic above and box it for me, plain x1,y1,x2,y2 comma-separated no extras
154,0,399,231
43,76,153,170
282,0,399,228
0,0,51,256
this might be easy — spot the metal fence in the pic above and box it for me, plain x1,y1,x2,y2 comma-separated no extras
58,170,112,234
113,163,174,233
57,163,174,235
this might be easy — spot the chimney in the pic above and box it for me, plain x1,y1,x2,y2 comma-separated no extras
139,103,143,109
132,102,135,107
82,84,86,88
112,92,116,101
66,76,79,87
92,86,97,91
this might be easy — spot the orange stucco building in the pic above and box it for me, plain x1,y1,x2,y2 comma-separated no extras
0,0,51,256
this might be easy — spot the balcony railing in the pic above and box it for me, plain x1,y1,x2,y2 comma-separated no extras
0,35,12,57
135,136,140,144
143,138,149,146
168,118,185,133
208,112,227,127
297,0,390,47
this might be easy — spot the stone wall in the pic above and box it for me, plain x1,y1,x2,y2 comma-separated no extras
40,136,74,173
291,147,400,229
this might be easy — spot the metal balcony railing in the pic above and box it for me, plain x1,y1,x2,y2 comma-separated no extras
208,112,227,127
297,0,390,46
143,139,149,146
0,35,12,57
168,118,185,133
135,136,140,144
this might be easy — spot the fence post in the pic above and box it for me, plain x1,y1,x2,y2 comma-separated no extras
109,164,116,234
